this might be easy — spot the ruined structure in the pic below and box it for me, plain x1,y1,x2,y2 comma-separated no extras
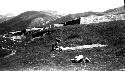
80,14,125,24
59,18,81,26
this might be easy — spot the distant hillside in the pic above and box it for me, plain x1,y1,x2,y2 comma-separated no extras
48,6,125,25
0,11,62,34
104,6,125,14
0,15,13,23
0,15,6,19
48,11,105,25
0,6,124,34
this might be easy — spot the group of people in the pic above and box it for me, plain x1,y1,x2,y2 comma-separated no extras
51,38,62,52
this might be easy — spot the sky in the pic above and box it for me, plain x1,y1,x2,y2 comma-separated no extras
0,0,124,16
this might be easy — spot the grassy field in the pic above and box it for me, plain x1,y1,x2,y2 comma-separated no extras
0,20,125,71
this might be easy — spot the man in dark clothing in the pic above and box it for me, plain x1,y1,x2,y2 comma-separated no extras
50,38,62,52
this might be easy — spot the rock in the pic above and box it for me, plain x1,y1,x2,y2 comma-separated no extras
70,55,84,63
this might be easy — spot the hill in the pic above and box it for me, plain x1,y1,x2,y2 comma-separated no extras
0,6,124,34
104,6,125,14
48,6,125,25
0,15,13,23
0,11,62,34
48,11,105,25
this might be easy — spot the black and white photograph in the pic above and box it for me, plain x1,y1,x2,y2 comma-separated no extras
0,0,124,71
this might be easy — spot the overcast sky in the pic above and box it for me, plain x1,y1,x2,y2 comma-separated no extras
0,0,124,16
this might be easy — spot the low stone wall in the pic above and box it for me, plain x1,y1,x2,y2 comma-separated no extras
80,14,125,24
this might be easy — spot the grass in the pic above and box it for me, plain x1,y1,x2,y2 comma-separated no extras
0,20,125,71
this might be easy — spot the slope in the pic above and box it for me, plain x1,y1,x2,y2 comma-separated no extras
0,20,125,71
0,11,62,34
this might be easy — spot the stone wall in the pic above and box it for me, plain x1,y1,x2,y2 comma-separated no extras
80,14,125,24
